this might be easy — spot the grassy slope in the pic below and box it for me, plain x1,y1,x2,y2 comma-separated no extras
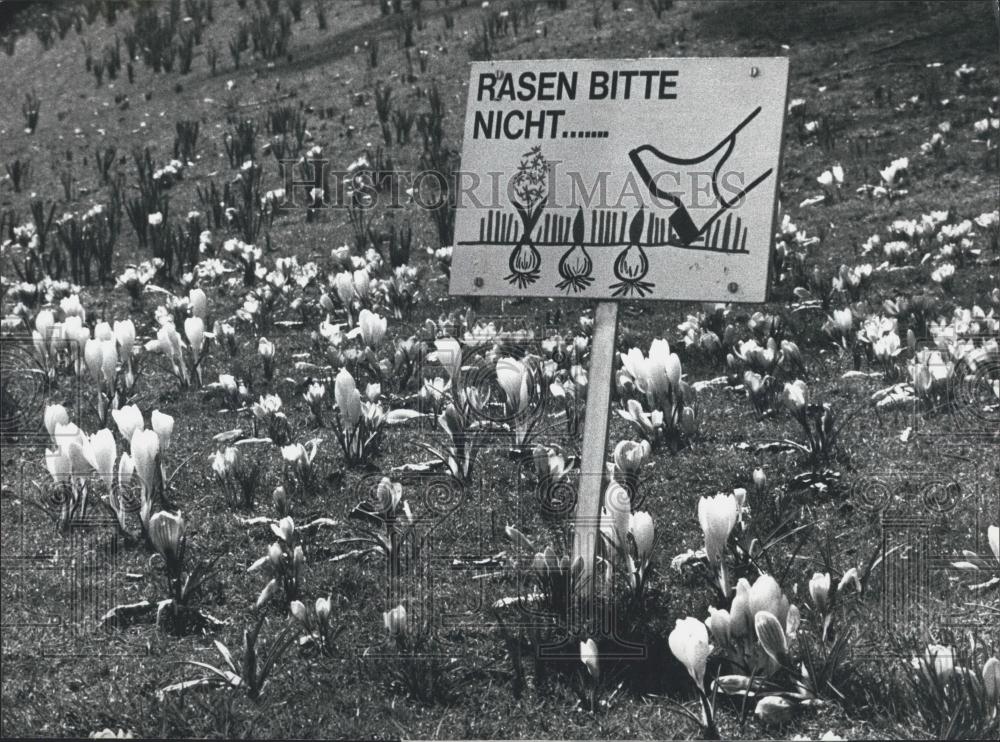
1,0,998,738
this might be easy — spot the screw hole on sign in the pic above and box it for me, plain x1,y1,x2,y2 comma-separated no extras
474,277,484,288
728,281,739,294
750,67,760,78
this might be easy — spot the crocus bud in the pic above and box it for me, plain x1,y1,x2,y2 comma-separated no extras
752,468,767,494
113,404,144,443
838,567,861,594
315,597,331,623
114,319,136,358
184,317,205,359
84,338,104,385
580,638,599,681
628,511,655,566
118,452,134,492
44,404,69,444
782,380,808,414
357,308,387,347
188,288,208,320
90,429,117,483
755,611,788,664
982,656,999,705
755,695,794,724
698,493,739,566
148,510,185,565
151,410,174,453
376,477,401,514
35,309,55,344
100,339,117,386
668,616,711,690
383,604,407,637
733,487,747,509
256,578,278,609
334,368,362,428
268,542,283,567
809,572,832,614
289,600,308,626
130,429,160,492
273,515,294,543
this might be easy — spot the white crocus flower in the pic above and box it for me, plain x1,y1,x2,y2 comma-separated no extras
334,368,362,429
184,317,205,359
113,404,145,444
383,604,407,637
131,428,160,487
356,308,387,347
114,319,136,359
669,616,712,691
580,638,599,681
44,404,69,444
90,429,117,485
188,288,208,320
151,410,174,453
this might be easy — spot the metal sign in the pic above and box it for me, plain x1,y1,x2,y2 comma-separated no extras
449,57,789,303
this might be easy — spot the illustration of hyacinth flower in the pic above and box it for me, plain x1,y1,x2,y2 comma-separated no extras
556,207,594,293
506,146,549,289
610,208,654,297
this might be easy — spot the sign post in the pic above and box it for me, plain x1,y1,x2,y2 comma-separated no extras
450,57,789,614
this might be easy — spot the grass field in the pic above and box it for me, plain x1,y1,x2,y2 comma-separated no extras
0,0,998,739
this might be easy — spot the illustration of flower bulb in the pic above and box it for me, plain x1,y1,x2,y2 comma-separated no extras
556,207,593,294
610,208,654,297
506,146,549,289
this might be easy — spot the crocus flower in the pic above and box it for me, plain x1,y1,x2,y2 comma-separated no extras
148,510,185,566
580,638,599,680
614,439,650,477
698,493,739,566
151,410,174,453
188,288,208,319
114,320,135,358
432,337,462,383
44,404,69,444
809,572,831,614
496,357,531,415
131,428,161,496
383,604,407,637
356,308,387,347
113,405,144,443
90,429,117,485
755,695,794,724
629,511,655,566
748,573,791,627
754,611,788,664
316,597,331,623
334,368,362,429
184,317,205,360
983,656,999,705
669,616,711,690
376,477,402,514
289,600,308,626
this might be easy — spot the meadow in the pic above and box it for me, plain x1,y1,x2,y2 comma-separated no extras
0,0,998,739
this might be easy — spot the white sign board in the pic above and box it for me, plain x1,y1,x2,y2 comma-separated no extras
449,57,789,303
